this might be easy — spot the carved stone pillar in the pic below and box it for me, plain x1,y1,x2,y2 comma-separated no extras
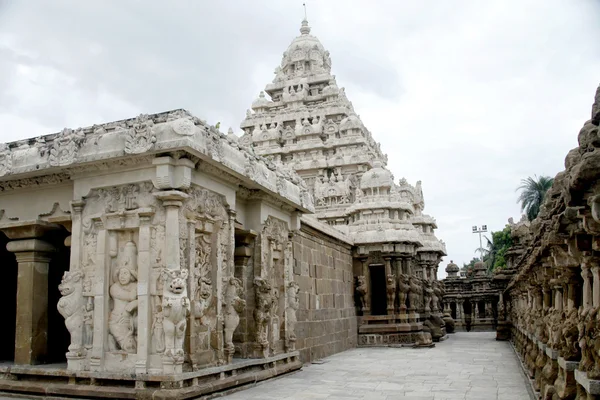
69,200,85,271
581,264,592,310
4,228,57,365
384,257,392,276
393,258,402,277
135,210,154,374
592,265,600,308
154,190,188,271
554,285,563,312
153,190,189,374
457,300,463,321
90,217,106,371
543,286,551,311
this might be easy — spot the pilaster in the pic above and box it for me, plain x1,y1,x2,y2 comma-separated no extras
5,235,56,365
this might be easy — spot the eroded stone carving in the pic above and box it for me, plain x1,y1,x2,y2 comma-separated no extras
161,268,190,363
355,275,368,311
0,144,12,177
109,266,138,353
386,274,396,312
408,276,422,312
254,277,273,358
397,273,410,312
125,114,156,154
57,270,86,357
48,128,85,166
223,276,246,363
285,281,300,351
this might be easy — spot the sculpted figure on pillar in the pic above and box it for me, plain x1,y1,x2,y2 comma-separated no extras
423,279,433,312
254,277,274,357
559,308,581,360
431,280,441,313
355,275,368,311
161,268,190,363
223,276,246,363
578,306,600,379
285,281,301,351
408,276,422,312
386,274,396,313
109,266,138,353
57,270,87,357
397,273,410,312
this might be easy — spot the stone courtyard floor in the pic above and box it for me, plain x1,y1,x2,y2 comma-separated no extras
219,332,531,400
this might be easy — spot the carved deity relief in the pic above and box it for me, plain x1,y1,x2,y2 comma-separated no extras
254,277,274,358
193,235,214,325
57,270,87,357
223,277,246,363
109,264,138,353
89,182,155,214
386,274,396,313
161,268,190,363
285,281,300,351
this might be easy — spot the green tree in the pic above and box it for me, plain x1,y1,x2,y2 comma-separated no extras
516,175,554,221
481,225,513,273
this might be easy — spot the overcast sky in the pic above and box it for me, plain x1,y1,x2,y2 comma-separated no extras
1,1,599,277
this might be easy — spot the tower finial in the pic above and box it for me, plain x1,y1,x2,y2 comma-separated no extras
300,3,311,35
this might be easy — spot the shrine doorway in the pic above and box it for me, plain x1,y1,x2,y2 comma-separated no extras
0,231,17,362
450,302,457,320
369,264,386,315
45,228,71,364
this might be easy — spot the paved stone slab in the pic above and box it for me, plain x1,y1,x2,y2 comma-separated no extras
221,332,531,400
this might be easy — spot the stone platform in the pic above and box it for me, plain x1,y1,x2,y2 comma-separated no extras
358,314,423,346
0,352,300,399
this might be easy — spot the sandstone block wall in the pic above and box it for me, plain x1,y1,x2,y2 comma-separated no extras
292,223,357,363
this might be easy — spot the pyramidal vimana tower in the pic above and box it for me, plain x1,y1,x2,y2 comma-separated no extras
240,19,448,344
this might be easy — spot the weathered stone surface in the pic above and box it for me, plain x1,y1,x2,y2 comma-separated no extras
504,83,600,400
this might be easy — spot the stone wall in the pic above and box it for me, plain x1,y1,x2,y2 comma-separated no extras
292,222,357,363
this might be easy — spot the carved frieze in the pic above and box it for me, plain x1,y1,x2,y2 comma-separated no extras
0,144,12,177
48,128,85,166
124,114,156,154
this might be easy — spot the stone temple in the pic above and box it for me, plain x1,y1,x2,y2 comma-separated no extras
0,19,447,399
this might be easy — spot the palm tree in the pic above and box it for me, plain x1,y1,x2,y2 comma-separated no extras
516,175,554,221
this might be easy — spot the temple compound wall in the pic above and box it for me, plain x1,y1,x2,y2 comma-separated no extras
291,220,356,362
501,83,600,400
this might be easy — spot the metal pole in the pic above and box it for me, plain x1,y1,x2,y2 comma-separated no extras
479,231,483,261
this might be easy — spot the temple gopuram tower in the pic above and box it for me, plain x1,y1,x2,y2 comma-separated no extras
240,19,447,345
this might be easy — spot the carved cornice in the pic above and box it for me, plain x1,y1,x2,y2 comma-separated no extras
0,173,71,192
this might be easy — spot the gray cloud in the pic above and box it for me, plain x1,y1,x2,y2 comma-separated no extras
0,0,599,276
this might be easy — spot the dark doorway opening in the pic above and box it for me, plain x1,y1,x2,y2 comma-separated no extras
369,264,386,315
478,300,486,319
450,302,457,320
45,228,71,364
463,301,472,332
0,232,17,361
